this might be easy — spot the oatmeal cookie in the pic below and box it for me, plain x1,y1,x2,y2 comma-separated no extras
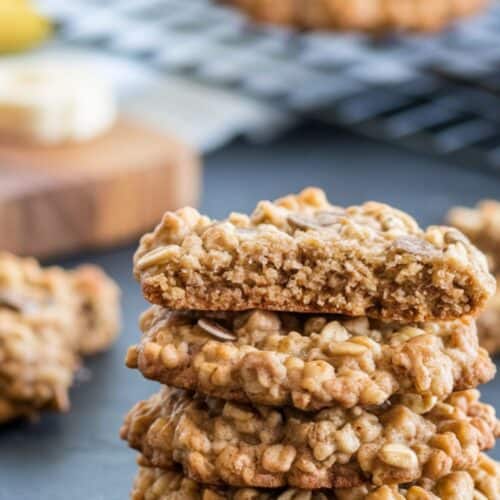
223,0,488,33
0,253,120,423
0,397,43,423
448,202,500,354
126,307,494,412
131,452,500,499
121,386,499,490
448,200,500,274
71,265,121,355
0,253,121,356
477,278,500,355
0,252,79,338
0,309,79,423
134,188,494,322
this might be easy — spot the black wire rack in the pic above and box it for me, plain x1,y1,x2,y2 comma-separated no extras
39,0,500,172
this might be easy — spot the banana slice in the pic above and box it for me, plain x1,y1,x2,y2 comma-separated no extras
0,63,117,145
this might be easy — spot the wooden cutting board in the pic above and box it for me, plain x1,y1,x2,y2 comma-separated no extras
0,119,201,259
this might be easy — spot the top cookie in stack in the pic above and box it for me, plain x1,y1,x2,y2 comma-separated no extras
124,188,499,499
134,188,494,322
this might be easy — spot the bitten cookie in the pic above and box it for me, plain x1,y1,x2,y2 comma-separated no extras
134,188,494,322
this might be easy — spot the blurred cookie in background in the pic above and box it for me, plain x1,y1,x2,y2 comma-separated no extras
448,201,500,354
71,265,121,356
477,277,500,355
448,201,500,274
0,253,121,424
222,0,489,33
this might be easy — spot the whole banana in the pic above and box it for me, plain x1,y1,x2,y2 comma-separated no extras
0,0,52,54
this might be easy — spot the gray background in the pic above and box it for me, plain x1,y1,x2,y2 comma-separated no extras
1,124,499,500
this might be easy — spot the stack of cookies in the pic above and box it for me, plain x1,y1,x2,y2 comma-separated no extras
0,253,120,423
123,188,500,499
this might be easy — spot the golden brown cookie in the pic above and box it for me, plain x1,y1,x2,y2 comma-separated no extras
223,0,488,33
448,200,500,275
131,452,500,499
134,188,494,322
126,307,495,412
121,386,499,490
477,278,500,356
448,202,500,354
71,264,121,355
0,310,79,423
0,253,120,423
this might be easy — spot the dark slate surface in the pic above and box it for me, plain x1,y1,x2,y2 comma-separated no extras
1,123,499,500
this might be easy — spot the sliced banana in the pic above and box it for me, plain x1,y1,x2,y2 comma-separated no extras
0,63,117,145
